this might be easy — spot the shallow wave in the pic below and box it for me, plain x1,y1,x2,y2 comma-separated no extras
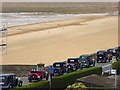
0,12,109,28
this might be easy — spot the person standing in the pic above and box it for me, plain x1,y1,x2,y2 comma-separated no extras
45,70,49,80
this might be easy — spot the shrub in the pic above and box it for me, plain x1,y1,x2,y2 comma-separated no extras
112,61,120,74
51,67,102,89
66,82,88,90
112,61,120,69
10,80,50,90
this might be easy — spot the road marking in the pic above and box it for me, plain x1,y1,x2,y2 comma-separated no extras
102,64,111,68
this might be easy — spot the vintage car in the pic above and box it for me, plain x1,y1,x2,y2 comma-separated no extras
66,58,82,73
51,62,66,76
28,70,48,82
0,74,23,89
107,48,118,61
97,50,108,63
78,54,95,68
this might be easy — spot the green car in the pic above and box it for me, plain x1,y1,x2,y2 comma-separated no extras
78,54,95,68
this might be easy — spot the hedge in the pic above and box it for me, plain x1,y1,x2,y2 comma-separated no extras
51,67,102,89
112,60,120,74
10,80,50,90
112,60,120,69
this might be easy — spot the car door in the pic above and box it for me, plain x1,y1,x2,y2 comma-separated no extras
11,75,17,87
87,57,91,65
8,75,13,86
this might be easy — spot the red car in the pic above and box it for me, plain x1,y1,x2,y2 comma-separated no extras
28,70,48,82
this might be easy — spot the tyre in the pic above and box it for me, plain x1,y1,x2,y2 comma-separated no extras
18,81,22,87
8,84,13,89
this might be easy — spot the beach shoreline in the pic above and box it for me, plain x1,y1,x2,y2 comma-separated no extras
7,15,106,36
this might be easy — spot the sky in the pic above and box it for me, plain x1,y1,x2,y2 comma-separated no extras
1,0,120,2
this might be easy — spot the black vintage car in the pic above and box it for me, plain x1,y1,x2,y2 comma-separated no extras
0,74,23,90
107,48,118,61
97,50,108,63
66,58,82,73
78,54,95,68
52,62,66,76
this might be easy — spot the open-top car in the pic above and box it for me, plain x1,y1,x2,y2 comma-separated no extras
51,62,66,76
97,50,108,63
0,74,23,90
66,58,82,73
28,70,48,82
78,54,95,68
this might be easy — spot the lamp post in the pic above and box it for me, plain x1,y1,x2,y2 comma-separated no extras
114,70,117,90
111,69,117,90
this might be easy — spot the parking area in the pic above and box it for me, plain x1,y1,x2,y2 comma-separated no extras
21,61,113,86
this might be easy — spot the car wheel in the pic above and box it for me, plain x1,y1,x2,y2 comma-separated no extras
75,67,77,70
18,81,22,87
9,84,13,89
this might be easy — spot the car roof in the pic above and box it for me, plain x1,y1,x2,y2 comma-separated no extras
80,54,90,57
97,50,106,52
108,48,117,50
53,62,65,64
0,73,15,77
68,58,79,60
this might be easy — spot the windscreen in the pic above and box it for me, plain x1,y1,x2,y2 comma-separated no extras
80,56,88,60
97,51,105,55
108,49,113,52
68,59,78,63
0,76,6,82
53,63,62,67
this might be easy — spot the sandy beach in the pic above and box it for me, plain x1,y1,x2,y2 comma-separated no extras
2,16,118,66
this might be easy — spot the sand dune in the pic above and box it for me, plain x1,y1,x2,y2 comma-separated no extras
2,16,118,66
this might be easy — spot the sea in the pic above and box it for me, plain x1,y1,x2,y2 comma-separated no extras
0,12,109,29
